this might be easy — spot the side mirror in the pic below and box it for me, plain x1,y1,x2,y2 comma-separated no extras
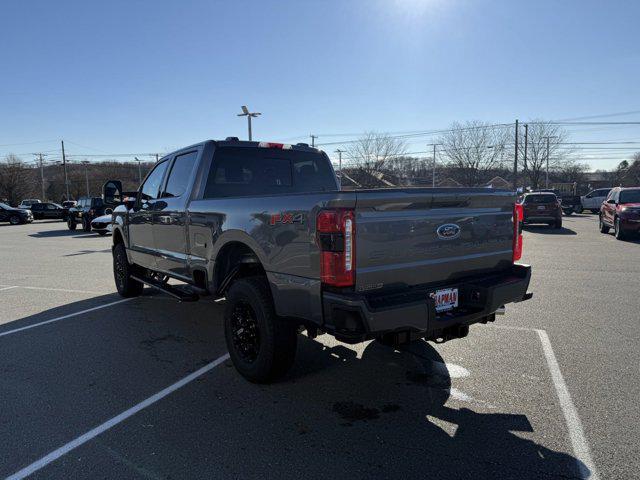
103,180,123,205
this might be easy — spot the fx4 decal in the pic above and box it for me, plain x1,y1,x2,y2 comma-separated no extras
270,212,305,225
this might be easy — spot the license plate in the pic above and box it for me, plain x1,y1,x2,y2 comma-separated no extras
537,206,546,210
432,288,459,312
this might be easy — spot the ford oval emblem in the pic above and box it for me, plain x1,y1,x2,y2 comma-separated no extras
436,223,461,240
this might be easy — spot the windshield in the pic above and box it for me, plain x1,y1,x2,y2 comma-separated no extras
524,194,557,204
620,189,640,204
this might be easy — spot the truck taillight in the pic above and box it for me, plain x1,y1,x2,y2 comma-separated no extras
513,203,524,262
317,209,355,287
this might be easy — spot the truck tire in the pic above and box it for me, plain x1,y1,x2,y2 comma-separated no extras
599,215,610,234
9,215,21,225
224,276,297,383
113,243,144,297
574,206,583,214
67,217,77,230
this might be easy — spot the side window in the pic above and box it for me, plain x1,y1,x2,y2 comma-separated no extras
140,160,170,200
161,151,198,198
612,190,620,203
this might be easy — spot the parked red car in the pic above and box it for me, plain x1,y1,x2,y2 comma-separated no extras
599,187,640,240
520,192,563,229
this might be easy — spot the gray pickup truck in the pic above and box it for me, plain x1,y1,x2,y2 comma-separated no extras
109,138,531,383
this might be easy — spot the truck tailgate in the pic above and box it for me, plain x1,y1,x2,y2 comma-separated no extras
354,188,516,291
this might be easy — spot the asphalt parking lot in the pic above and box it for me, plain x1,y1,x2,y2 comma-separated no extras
1,215,638,479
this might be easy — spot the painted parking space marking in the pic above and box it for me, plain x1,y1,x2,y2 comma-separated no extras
0,286,20,292
5,353,230,480
0,285,103,295
0,298,133,338
491,325,599,480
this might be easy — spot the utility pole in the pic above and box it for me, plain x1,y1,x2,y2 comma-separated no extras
34,153,47,200
523,124,528,179
237,105,261,141
427,143,440,187
543,135,558,189
134,157,143,185
155,153,159,162
310,135,318,148
513,119,519,191
81,160,90,196
335,149,343,189
61,140,70,200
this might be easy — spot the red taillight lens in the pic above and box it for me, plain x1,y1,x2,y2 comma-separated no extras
317,209,355,287
258,142,291,149
513,203,523,262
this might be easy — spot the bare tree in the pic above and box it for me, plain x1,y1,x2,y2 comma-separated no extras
345,132,407,186
438,121,510,186
518,120,573,189
0,155,32,205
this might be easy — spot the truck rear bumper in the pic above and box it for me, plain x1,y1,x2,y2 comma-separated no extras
321,264,532,344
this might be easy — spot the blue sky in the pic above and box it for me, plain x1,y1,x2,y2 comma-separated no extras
1,0,639,169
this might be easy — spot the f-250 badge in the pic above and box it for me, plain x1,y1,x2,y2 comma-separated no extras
270,212,304,225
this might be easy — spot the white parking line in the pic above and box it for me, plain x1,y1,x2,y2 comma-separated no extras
0,285,103,294
491,325,599,480
0,298,133,338
20,286,104,294
6,353,230,480
0,286,20,292
536,329,599,480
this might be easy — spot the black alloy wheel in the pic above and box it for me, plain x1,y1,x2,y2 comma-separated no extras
230,301,261,364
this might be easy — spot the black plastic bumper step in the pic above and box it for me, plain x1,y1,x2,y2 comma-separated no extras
131,275,199,302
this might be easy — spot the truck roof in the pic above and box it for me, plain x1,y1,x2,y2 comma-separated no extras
159,139,322,162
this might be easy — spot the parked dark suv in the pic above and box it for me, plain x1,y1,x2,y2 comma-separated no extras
67,197,113,232
0,202,33,225
30,202,66,220
599,187,640,240
520,192,562,229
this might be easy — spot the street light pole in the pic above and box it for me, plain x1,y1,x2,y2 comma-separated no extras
82,160,90,196
543,135,558,189
61,140,70,200
134,157,143,185
237,105,261,141
335,149,343,189
34,153,47,200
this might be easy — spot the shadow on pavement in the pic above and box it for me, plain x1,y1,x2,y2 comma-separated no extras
0,293,589,479
523,225,577,235
28,229,94,238
107,336,590,479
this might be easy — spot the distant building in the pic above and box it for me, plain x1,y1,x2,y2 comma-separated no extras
484,176,512,189
437,177,463,188
583,172,610,190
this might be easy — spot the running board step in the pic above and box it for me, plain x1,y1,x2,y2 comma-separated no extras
131,275,199,302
